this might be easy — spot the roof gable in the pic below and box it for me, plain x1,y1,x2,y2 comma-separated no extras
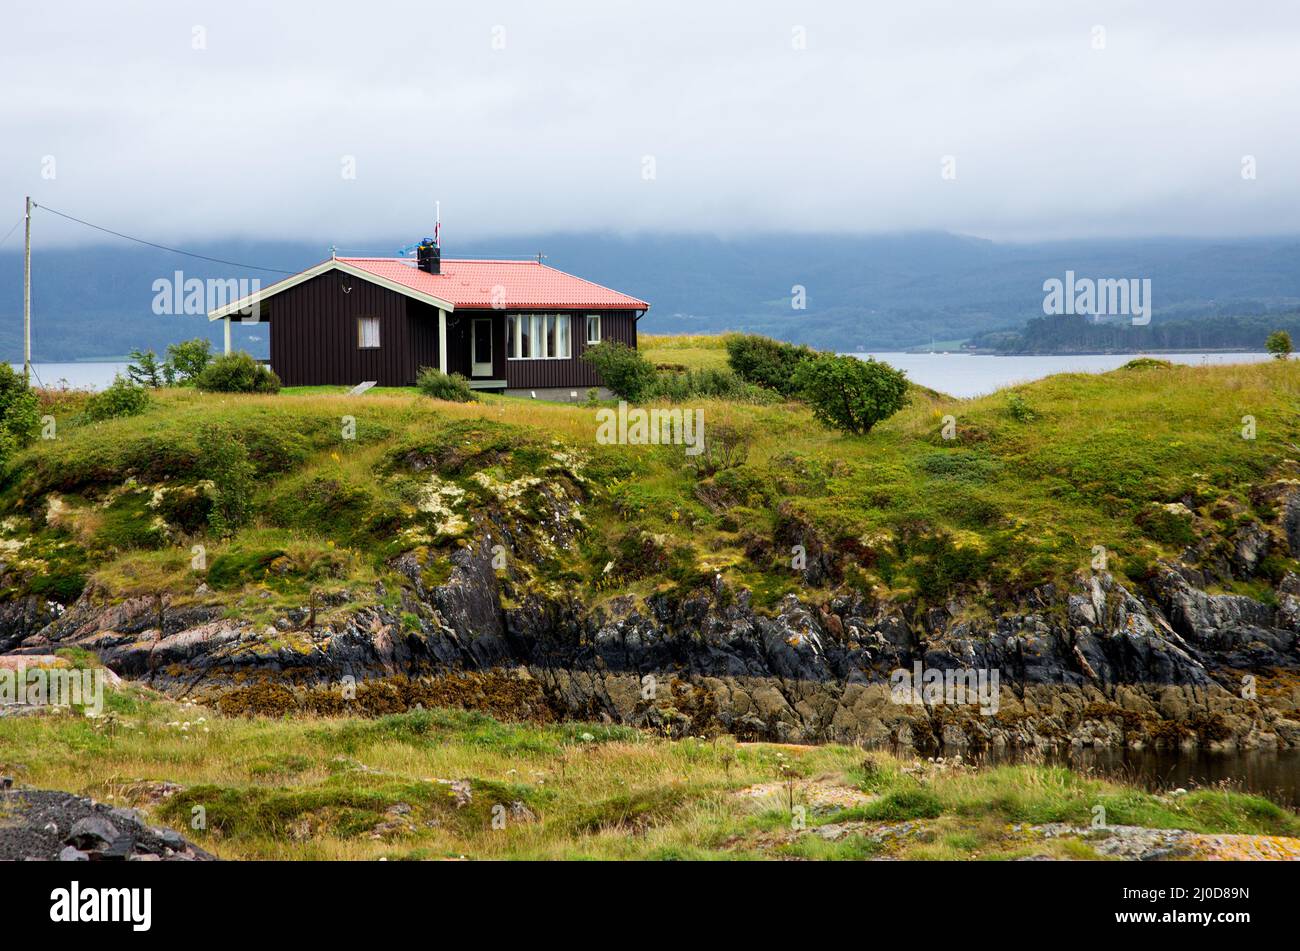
207,259,456,320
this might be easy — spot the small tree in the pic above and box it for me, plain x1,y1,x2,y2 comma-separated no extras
792,354,908,435
127,349,169,387
166,338,214,383
581,342,658,401
1266,330,1293,360
197,423,256,537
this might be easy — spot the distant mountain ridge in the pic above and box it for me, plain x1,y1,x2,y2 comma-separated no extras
2,231,1299,361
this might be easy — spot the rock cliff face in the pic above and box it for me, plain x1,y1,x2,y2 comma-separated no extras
6,525,1300,752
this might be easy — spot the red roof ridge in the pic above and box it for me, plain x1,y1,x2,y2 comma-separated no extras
337,256,543,265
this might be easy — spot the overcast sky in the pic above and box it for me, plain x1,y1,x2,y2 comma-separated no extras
4,0,1299,248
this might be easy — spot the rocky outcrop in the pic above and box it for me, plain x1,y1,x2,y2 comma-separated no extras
0,787,215,861
9,529,1300,753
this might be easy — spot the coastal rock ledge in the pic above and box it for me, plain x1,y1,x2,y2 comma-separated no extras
4,538,1300,753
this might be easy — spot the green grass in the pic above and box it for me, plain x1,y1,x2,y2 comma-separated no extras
1,686,1295,860
6,352,1300,623
641,333,732,370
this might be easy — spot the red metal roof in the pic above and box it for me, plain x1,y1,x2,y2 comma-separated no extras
336,257,648,310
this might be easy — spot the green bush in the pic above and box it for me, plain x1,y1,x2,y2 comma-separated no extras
859,789,943,821
1120,358,1174,371
581,342,658,401
1005,392,1036,422
416,367,477,402
1266,329,1292,360
83,374,150,422
197,423,257,537
166,338,214,383
195,351,282,394
0,364,40,467
646,367,778,404
725,334,815,397
791,353,908,435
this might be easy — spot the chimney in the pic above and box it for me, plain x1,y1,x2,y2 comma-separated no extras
416,237,440,274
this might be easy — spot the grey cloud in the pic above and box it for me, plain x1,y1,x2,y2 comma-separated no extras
3,0,1298,246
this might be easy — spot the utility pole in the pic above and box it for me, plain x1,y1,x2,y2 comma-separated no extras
23,196,31,383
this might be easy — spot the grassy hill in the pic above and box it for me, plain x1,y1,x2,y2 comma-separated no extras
3,353,1298,625
4,345,1300,859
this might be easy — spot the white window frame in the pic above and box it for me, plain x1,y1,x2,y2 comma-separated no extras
586,314,601,345
358,315,380,349
508,314,571,360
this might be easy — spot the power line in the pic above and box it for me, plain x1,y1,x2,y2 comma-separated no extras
30,202,296,274
0,215,22,249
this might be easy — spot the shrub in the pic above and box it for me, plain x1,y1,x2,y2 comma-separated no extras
581,342,658,401
859,789,943,821
197,423,257,537
0,364,41,464
416,367,477,402
792,353,908,435
82,374,150,422
1005,392,1036,422
166,338,214,383
646,367,778,404
1266,329,1292,360
687,420,755,477
1120,357,1173,371
725,334,815,397
195,351,282,394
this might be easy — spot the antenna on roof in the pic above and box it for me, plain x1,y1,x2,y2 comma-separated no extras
434,201,441,248
536,251,546,264
330,244,336,260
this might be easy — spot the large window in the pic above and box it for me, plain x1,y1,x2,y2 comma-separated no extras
358,316,380,349
586,314,601,345
507,314,571,359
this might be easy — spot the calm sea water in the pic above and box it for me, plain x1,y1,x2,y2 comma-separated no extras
10,362,130,390
11,352,1276,395
848,351,1274,398
975,746,1300,808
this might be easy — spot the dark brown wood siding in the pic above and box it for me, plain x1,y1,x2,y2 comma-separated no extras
267,270,419,386
264,276,640,389
501,310,638,389
406,304,505,379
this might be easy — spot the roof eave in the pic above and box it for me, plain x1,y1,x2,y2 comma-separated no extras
207,260,456,320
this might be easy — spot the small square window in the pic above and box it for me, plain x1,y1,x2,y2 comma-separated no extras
586,314,601,345
358,316,380,349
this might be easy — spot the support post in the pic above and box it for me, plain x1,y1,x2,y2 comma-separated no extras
224,316,231,354
438,308,447,374
23,197,31,383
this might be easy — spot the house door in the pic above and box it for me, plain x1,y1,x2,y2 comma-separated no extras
471,318,493,376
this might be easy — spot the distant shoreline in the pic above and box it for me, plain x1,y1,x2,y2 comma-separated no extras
899,347,1269,357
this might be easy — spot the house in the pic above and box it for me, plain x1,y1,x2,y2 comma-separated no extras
207,241,648,396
